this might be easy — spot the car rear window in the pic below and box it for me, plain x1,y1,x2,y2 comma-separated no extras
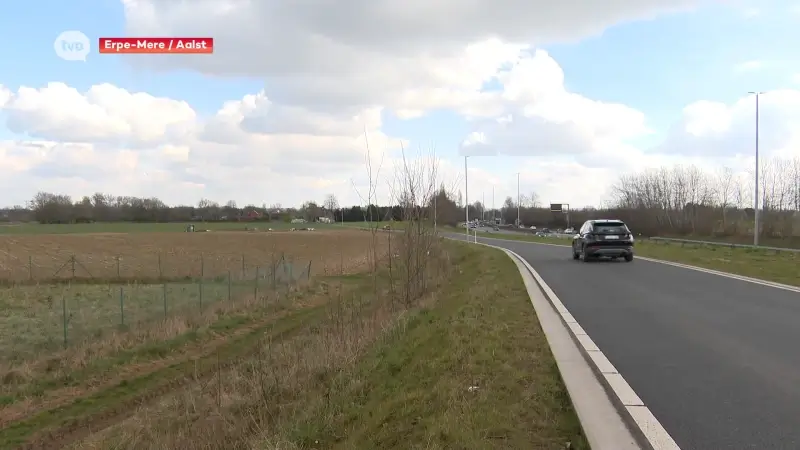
593,222,628,233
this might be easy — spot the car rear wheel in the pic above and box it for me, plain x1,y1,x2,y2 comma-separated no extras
624,253,634,262
572,246,580,260
580,247,591,262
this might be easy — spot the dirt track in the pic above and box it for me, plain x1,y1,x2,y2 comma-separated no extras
0,230,388,281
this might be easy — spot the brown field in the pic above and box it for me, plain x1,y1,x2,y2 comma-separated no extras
0,229,390,363
0,229,389,282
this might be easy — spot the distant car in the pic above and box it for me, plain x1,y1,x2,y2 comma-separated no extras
535,228,552,237
572,219,634,262
564,227,575,234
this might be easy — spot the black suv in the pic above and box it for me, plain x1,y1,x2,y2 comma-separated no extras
572,219,634,262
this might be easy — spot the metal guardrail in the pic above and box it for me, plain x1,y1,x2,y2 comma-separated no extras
649,237,800,253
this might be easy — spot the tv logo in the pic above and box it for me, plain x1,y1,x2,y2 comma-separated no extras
54,31,90,61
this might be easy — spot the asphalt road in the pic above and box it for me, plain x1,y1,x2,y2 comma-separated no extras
444,232,800,450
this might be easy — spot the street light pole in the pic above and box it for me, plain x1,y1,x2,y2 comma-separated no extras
433,147,437,233
492,185,495,224
516,172,520,227
749,91,763,246
464,156,469,241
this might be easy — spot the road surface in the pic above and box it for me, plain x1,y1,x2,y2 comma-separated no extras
444,232,800,450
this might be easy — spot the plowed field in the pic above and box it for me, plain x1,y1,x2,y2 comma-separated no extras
0,230,389,281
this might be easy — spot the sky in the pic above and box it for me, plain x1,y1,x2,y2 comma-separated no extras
1,0,799,209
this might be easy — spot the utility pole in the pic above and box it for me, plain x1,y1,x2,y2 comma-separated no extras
492,185,495,224
516,172,521,227
749,91,763,246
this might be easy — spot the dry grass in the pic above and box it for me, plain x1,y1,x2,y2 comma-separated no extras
0,230,388,282
0,281,323,429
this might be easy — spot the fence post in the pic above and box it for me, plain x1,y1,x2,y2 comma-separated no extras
119,286,124,325
241,254,245,279
271,253,276,289
307,260,312,280
62,295,68,348
199,254,204,309
227,270,232,301
158,253,163,279
254,265,259,302
70,255,76,278
28,255,32,281
116,256,121,279
163,283,168,318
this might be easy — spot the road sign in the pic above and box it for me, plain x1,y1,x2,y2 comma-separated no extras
550,203,562,212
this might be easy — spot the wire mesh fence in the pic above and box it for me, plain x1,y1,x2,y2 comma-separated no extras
0,251,314,284
0,253,312,362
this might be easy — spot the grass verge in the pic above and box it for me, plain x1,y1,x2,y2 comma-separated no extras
283,241,587,449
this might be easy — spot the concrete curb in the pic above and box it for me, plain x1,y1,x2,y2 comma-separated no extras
472,240,681,450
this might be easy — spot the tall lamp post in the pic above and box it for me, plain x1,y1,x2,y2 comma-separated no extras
433,147,437,233
516,172,521,227
749,91,763,246
464,156,469,241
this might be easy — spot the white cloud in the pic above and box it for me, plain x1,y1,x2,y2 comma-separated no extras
657,90,800,160
734,60,763,72
121,0,706,114
741,7,761,18
457,50,653,162
0,81,406,207
3,83,196,146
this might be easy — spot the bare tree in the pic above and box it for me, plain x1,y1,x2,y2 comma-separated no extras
716,167,735,231
323,194,339,218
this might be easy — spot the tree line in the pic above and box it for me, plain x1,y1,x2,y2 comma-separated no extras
2,156,799,242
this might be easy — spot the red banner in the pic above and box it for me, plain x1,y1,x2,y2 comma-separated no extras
98,37,214,54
